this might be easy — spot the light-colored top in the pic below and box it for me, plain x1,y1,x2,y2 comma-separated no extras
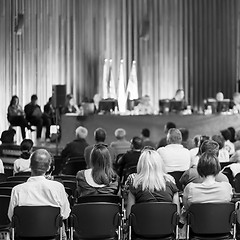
84,169,106,187
224,140,235,155
0,159,4,173
218,149,230,162
183,181,232,209
157,144,191,172
13,158,31,175
8,176,71,220
110,140,131,156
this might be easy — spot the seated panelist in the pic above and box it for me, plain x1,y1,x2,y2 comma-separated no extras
170,89,187,112
63,94,80,114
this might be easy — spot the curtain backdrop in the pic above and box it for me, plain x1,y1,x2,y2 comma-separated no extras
0,0,240,133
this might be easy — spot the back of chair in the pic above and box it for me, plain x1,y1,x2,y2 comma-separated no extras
71,202,121,239
0,173,7,183
15,171,31,176
168,171,184,191
0,181,23,188
187,203,236,236
62,160,86,175
0,187,12,196
77,194,121,204
13,206,62,238
0,195,11,229
54,174,76,181
62,180,77,196
129,202,179,239
7,176,29,182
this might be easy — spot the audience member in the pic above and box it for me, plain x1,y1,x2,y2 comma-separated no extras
228,127,236,143
157,128,191,172
63,94,80,114
84,128,116,168
135,95,154,115
127,149,180,216
179,128,194,150
157,122,176,148
235,130,240,151
76,144,119,197
110,128,131,155
232,92,240,113
8,149,71,221
141,128,156,148
189,135,201,160
180,140,229,189
221,129,235,155
223,150,240,179
216,91,224,101
212,135,229,162
13,139,33,175
0,158,4,173
61,126,89,161
7,95,33,139
183,152,232,210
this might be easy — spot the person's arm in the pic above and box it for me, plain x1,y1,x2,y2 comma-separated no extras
172,192,180,213
127,191,135,217
59,185,71,219
182,184,191,210
8,188,17,220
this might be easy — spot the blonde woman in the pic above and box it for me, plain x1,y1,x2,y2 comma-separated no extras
127,149,180,216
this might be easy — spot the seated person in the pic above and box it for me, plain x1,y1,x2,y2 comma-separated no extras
228,127,236,143
13,139,33,175
110,128,131,156
223,150,240,179
221,129,235,155
183,152,232,210
157,122,176,148
179,128,194,150
127,149,180,216
61,126,89,161
212,135,229,162
8,95,33,139
84,128,116,168
170,89,187,112
62,94,80,114
8,149,71,222
157,128,191,173
135,95,154,115
141,128,156,148
231,92,240,113
189,135,201,160
180,140,229,189
76,144,119,197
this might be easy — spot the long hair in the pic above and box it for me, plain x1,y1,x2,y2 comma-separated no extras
9,95,19,107
90,144,116,185
133,150,173,192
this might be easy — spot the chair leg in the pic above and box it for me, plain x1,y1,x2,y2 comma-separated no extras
11,227,14,240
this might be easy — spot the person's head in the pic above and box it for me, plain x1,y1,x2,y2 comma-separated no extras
164,122,176,134
114,128,126,140
133,149,170,192
10,95,19,107
131,137,143,150
90,144,116,185
30,149,52,176
216,92,224,101
230,150,240,163
197,152,221,178
179,128,189,142
220,129,231,141
20,139,33,153
236,130,240,141
48,97,52,104
141,128,150,139
167,128,182,144
227,127,236,143
94,128,106,143
175,89,185,101
193,135,201,147
199,139,219,156
211,135,224,150
31,95,38,105
65,94,74,107
75,126,88,140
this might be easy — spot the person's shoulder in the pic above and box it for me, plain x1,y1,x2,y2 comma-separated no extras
85,145,93,151
76,169,86,180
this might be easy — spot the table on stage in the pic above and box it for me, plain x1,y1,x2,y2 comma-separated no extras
59,113,240,147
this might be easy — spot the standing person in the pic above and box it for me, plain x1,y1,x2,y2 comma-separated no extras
62,94,80,114
141,128,156,148
157,122,176,148
24,95,43,140
7,95,33,139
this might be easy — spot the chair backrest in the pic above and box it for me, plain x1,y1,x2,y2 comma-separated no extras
0,181,23,188
0,195,11,227
54,174,76,181
0,173,7,183
129,202,179,238
0,187,12,196
62,180,77,196
62,159,86,175
168,171,185,191
187,202,236,235
71,202,120,239
77,194,121,205
234,173,240,193
15,171,31,176
13,206,62,238
7,176,29,182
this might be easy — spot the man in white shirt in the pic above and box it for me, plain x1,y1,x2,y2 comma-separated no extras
8,149,71,221
157,128,191,172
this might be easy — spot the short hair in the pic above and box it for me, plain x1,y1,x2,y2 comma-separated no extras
167,128,182,144
165,122,176,131
131,137,143,150
141,128,150,138
228,127,236,142
179,128,189,141
197,152,221,177
199,140,219,155
31,94,38,101
212,135,224,149
30,149,52,175
220,129,231,141
20,139,33,152
94,128,106,142
114,128,126,140
193,135,201,147
236,130,240,141
75,126,88,139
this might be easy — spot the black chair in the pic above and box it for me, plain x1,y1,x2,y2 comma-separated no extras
0,181,23,188
186,202,237,240
54,174,76,181
0,195,11,232
168,171,185,191
12,206,63,239
70,202,122,240
62,180,77,197
0,173,7,183
128,202,179,240
62,159,86,175
15,171,31,176
0,187,12,196
7,175,30,182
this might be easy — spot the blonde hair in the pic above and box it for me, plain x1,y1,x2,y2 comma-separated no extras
133,150,174,192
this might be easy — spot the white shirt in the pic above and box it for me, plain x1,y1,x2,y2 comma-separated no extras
224,140,235,155
0,159,4,173
218,149,230,162
13,158,31,175
8,176,71,220
157,144,191,172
